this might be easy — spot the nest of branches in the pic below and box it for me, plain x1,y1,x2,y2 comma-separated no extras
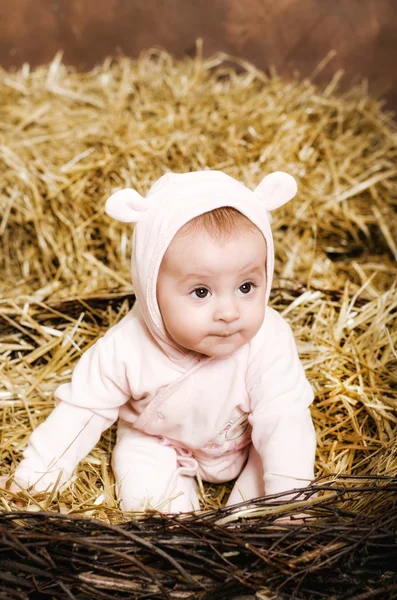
0,47,396,598
1,477,397,599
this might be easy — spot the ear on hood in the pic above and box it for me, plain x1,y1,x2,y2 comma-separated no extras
105,189,148,223
254,171,297,211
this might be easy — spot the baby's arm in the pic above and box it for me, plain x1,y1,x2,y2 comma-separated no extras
248,310,316,499
12,403,115,492
12,333,131,493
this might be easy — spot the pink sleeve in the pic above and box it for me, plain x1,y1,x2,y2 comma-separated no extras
13,329,132,492
13,402,115,492
248,311,316,497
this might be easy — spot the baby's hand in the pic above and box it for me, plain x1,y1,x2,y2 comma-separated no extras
0,474,26,492
0,475,29,506
0,474,12,489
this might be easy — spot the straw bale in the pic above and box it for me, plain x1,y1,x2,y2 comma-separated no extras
0,49,396,529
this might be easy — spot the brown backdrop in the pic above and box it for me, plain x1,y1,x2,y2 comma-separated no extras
0,0,396,110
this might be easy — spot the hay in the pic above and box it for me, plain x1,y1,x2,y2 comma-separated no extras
0,49,396,597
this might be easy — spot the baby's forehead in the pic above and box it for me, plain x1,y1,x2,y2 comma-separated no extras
161,226,267,274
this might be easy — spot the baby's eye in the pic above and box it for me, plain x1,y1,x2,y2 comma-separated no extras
238,282,254,295
191,287,210,299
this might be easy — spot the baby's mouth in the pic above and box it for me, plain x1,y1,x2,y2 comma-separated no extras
213,331,238,338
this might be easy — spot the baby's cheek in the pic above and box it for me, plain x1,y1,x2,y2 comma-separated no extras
249,304,266,336
175,309,203,346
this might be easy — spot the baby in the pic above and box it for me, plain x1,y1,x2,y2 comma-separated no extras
10,170,316,512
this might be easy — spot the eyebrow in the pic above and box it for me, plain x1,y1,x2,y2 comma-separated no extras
239,265,265,276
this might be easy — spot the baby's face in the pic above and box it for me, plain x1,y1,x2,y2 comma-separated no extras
157,226,267,358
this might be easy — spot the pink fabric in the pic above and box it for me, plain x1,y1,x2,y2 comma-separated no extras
13,170,316,510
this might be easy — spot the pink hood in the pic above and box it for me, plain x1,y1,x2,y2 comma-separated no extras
105,170,297,362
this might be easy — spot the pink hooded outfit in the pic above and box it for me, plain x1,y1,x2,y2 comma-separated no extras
13,170,316,511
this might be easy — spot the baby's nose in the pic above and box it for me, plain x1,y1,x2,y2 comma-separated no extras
214,298,239,322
